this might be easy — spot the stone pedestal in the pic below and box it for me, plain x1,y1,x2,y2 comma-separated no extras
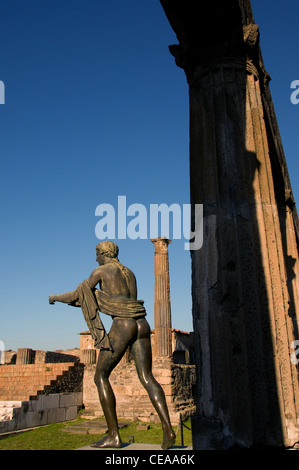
161,0,299,449
151,238,172,357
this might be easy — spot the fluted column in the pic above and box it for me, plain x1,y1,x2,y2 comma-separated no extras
16,348,33,364
80,348,97,365
151,238,172,357
160,0,299,449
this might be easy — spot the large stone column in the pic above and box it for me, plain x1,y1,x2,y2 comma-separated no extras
151,238,172,357
160,0,299,449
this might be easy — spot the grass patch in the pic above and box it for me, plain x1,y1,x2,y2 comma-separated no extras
0,415,193,450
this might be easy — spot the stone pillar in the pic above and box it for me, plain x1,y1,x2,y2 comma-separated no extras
160,0,299,449
16,348,33,364
120,347,131,364
80,349,97,365
151,238,172,357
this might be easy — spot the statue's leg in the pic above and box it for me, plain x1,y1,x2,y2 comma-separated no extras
131,318,176,449
90,318,137,448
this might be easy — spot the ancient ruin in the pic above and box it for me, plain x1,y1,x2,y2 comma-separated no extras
160,0,299,449
0,239,195,436
151,237,172,357
0,332,195,435
81,329,195,426
0,348,83,433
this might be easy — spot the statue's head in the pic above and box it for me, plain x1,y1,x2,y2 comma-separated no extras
96,240,119,264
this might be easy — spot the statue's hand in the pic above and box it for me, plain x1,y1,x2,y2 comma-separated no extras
49,295,56,305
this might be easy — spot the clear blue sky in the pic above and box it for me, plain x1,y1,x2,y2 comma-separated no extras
0,1,298,351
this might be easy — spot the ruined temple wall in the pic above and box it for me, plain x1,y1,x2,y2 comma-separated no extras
80,329,195,425
4,348,80,365
82,358,195,425
80,329,193,361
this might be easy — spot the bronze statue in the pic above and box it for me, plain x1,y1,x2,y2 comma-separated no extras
49,241,176,449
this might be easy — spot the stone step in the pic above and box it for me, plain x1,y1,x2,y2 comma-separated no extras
0,401,23,421
0,378,62,387
0,393,36,401
0,386,46,395
0,362,78,402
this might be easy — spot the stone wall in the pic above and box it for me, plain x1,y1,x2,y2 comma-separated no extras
0,392,82,434
35,350,80,364
0,361,84,435
80,329,194,364
82,357,195,425
0,363,83,401
0,329,195,432
79,328,195,425
3,348,80,365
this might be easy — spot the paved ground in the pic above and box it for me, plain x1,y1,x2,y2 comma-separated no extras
63,420,130,435
66,419,193,450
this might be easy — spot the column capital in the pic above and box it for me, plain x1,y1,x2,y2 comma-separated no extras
160,0,270,88
151,237,172,253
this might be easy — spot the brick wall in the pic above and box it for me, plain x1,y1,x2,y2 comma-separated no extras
0,362,84,434
0,363,83,401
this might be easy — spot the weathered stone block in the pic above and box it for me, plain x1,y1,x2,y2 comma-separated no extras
65,405,79,421
43,394,60,410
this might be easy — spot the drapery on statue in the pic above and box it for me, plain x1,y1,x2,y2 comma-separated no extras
49,240,176,449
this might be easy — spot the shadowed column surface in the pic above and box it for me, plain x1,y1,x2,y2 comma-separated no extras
160,0,299,449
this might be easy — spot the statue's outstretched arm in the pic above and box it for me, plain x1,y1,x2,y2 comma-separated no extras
49,290,78,305
49,267,102,306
